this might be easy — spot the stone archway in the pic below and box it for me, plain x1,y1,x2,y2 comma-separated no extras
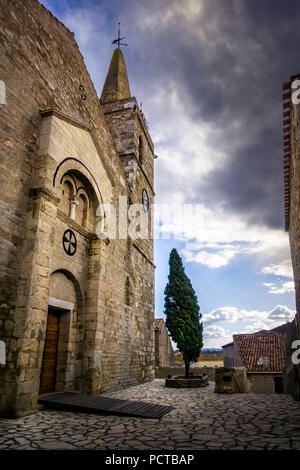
39,270,82,394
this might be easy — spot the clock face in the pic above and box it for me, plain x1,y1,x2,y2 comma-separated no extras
142,189,149,212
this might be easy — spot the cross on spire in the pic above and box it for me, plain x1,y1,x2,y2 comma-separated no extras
112,22,127,49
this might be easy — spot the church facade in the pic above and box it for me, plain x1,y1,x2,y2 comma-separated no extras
0,0,155,416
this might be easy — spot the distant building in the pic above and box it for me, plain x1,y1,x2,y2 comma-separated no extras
222,342,238,368
281,76,300,400
196,351,223,368
222,329,286,394
154,319,175,368
174,352,184,366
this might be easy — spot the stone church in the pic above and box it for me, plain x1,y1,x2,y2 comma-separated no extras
0,0,155,416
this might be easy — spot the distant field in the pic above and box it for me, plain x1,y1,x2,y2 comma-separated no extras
196,354,223,367
174,352,224,367
199,354,223,361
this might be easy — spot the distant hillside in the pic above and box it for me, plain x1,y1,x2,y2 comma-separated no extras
174,348,222,355
201,348,222,354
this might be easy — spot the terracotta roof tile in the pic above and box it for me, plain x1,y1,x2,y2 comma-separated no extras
222,341,234,348
233,332,286,372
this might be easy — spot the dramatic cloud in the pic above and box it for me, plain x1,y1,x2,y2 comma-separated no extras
201,304,296,347
204,325,229,339
203,325,232,348
127,0,300,230
202,307,241,325
183,249,235,269
262,281,295,295
261,259,294,279
268,304,295,320
202,304,295,325
40,0,297,348
155,201,291,268
48,0,300,226
41,0,299,274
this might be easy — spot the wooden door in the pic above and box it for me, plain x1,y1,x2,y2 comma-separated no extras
274,376,283,394
39,309,60,394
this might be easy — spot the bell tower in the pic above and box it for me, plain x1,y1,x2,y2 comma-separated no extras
100,48,155,200
100,42,155,382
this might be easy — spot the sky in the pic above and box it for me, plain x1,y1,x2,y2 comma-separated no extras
41,0,299,348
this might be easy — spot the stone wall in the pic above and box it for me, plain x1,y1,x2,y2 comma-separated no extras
214,367,248,393
284,79,300,400
289,96,300,336
154,319,175,368
247,373,283,394
222,343,244,369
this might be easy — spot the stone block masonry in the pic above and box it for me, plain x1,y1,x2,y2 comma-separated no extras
0,0,155,416
1,380,300,450
283,78,300,400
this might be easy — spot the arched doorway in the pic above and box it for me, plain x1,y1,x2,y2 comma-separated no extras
39,271,79,394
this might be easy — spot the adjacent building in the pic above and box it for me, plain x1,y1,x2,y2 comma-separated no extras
281,75,300,400
222,330,286,394
154,319,175,368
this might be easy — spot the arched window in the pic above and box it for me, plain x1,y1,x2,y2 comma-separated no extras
138,135,144,164
77,193,88,228
61,179,75,216
59,172,94,231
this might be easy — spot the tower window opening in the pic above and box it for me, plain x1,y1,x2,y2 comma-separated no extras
138,136,144,164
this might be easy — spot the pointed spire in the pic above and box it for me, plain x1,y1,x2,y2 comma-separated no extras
100,48,131,104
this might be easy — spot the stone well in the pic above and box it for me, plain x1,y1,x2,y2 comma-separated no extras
165,374,209,388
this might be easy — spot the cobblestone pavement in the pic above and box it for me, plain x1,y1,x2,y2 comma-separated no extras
1,380,300,450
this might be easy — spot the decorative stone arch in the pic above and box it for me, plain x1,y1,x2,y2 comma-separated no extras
53,157,104,208
77,186,90,208
61,174,76,198
42,268,85,393
49,268,83,310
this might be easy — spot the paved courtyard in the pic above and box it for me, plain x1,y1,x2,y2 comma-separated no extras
1,379,300,450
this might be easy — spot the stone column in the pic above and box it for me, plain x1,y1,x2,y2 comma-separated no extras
81,237,108,394
0,188,59,416
69,199,79,220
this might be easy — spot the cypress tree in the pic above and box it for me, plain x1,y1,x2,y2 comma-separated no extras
164,248,203,378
